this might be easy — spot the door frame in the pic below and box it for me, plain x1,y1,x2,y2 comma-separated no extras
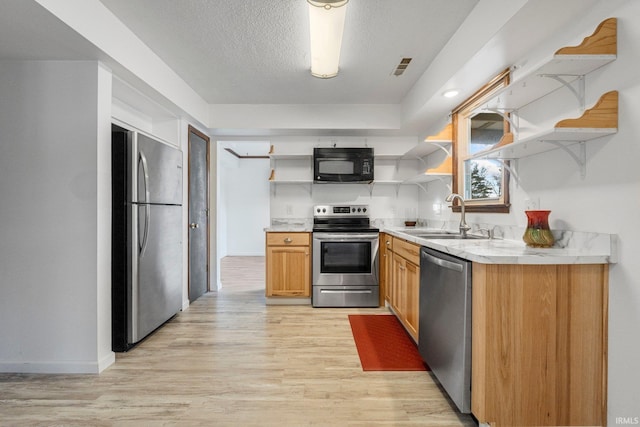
188,125,211,295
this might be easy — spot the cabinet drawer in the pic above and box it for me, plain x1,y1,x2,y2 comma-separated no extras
266,232,310,246
392,237,420,265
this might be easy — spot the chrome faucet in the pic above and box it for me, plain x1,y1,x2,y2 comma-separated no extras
446,193,471,237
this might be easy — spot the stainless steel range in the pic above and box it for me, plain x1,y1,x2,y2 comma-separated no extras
312,204,379,308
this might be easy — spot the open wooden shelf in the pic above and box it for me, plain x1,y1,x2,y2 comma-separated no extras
404,155,452,184
403,123,453,159
392,124,454,189
468,19,618,182
269,154,311,160
483,18,616,111
472,128,616,161
472,91,618,161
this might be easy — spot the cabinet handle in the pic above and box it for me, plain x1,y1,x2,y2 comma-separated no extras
386,240,391,246
284,237,293,244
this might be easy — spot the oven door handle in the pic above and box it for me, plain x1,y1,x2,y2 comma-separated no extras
320,289,373,294
314,233,379,241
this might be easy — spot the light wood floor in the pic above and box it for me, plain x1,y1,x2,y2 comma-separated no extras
0,256,476,426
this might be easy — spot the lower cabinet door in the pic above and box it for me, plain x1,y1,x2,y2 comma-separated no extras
266,246,310,297
404,261,419,340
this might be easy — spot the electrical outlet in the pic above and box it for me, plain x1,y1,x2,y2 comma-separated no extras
285,204,293,216
432,203,442,216
524,198,539,210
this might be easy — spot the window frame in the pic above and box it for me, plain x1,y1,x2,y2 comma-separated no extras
451,69,511,213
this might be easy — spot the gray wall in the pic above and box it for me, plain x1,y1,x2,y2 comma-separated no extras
0,60,113,373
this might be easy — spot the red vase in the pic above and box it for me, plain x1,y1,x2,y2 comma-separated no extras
522,210,555,248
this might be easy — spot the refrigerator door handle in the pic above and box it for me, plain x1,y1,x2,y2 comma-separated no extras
138,151,150,203
138,151,151,256
129,203,139,343
139,205,150,257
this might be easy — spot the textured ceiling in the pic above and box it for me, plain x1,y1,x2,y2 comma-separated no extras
97,0,479,105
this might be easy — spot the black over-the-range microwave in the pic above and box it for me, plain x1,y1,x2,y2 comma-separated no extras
313,147,374,183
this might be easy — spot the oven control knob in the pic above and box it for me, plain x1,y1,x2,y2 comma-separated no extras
322,208,326,213
363,208,367,213
351,208,355,212
316,208,320,213
357,208,362,212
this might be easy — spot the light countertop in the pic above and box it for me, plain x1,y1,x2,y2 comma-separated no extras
263,223,616,264
383,227,616,265
264,224,313,232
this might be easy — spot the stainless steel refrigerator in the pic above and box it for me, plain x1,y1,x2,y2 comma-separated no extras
112,126,183,351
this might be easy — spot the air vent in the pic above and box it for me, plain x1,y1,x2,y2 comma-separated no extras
392,57,412,76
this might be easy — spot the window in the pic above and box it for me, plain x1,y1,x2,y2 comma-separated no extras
452,69,511,213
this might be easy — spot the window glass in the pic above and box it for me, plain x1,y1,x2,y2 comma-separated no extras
464,112,504,200
451,70,510,213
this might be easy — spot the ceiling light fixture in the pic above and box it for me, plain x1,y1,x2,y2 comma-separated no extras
443,89,459,98
307,0,349,79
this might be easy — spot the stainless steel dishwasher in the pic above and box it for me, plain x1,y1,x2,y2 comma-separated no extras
418,247,472,414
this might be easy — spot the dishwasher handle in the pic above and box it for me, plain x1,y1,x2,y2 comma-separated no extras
421,250,464,272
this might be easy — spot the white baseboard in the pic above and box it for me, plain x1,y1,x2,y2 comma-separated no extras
98,352,116,372
224,253,265,257
0,352,115,374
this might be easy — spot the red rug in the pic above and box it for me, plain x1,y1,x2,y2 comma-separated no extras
348,314,428,371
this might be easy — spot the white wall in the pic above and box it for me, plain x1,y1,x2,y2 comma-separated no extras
417,2,640,422
96,63,113,369
216,144,230,262
34,0,210,126
268,136,421,225
219,147,270,256
0,60,114,373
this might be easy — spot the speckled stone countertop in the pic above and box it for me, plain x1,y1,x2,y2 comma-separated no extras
264,224,313,232
383,227,617,265
264,218,313,233
262,220,616,264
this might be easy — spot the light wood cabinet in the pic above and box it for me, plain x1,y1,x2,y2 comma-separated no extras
379,233,392,307
390,253,404,315
265,232,311,297
403,260,419,339
387,236,420,342
472,263,608,427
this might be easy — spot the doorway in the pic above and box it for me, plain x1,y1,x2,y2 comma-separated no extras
217,141,270,259
188,125,210,302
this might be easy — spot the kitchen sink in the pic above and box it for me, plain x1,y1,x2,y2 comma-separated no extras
401,229,457,236
415,233,486,240
400,229,488,240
